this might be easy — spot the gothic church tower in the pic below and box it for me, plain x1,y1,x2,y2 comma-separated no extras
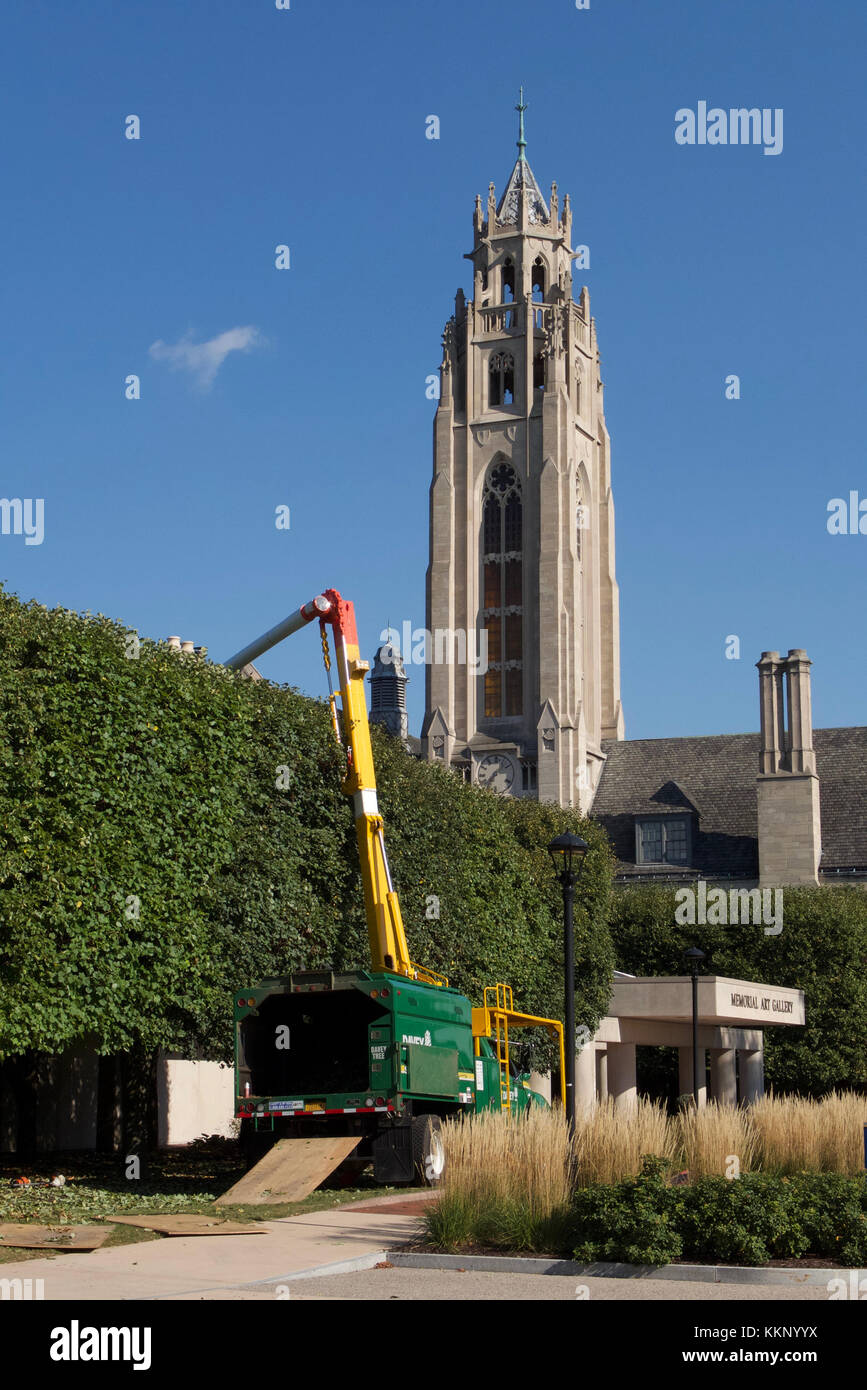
422,96,624,809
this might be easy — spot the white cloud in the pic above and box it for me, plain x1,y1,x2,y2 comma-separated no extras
148,325,262,390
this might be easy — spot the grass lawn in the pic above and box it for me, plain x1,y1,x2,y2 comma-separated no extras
0,1141,422,1263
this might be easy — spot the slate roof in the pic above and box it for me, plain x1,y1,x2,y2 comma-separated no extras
496,156,550,226
592,728,867,881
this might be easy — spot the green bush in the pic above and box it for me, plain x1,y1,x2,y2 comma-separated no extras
571,1157,682,1265
789,1173,867,1266
675,1174,808,1264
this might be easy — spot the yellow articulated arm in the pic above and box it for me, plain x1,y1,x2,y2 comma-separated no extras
225,589,445,987
322,590,445,986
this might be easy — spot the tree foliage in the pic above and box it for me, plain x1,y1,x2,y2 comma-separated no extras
0,587,614,1065
609,883,867,1094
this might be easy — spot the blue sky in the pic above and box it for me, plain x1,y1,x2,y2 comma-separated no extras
1,0,865,740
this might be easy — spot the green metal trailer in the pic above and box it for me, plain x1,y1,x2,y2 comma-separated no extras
233,970,552,1186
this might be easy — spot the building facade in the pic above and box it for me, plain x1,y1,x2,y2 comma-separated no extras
422,101,623,811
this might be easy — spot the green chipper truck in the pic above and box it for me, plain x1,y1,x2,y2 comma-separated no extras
221,591,565,1198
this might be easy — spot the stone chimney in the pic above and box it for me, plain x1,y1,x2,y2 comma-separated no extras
756,649,821,885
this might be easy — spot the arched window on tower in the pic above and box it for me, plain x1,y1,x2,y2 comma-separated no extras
576,488,587,562
532,257,546,301
502,257,515,302
489,353,515,407
533,352,545,392
482,462,523,718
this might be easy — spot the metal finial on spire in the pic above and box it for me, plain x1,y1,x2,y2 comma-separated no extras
516,86,527,162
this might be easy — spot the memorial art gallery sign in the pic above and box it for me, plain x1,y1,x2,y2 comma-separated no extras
574,975,806,1111
607,975,806,1029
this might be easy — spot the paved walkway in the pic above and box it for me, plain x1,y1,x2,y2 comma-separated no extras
0,1207,422,1301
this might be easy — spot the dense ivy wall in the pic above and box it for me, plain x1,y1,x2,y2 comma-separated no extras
0,588,614,1066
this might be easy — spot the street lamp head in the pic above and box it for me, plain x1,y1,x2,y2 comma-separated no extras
547,831,589,879
683,945,706,973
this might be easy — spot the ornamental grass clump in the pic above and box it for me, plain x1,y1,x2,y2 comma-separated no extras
750,1091,867,1175
676,1100,758,1178
424,1107,576,1253
573,1097,674,1186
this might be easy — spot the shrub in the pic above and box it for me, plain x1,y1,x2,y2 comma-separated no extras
789,1173,867,1266
571,1156,683,1265
675,1174,808,1265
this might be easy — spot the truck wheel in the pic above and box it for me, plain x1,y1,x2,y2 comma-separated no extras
411,1114,445,1186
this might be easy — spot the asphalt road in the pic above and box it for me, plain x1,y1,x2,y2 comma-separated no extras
176,1266,836,1301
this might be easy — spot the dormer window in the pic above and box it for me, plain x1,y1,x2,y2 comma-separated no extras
635,816,690,865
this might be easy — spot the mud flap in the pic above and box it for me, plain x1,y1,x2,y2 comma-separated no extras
215,1135,361,1207
373,1123,414,1184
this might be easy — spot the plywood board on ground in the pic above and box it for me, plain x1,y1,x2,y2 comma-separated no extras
0,1224,113,1251
109,1214,265,1236
215,1135,361,1207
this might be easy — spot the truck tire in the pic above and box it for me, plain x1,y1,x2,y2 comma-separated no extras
411,1114,445,1186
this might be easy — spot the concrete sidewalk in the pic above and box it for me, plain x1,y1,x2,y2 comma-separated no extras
0,1208,421,1301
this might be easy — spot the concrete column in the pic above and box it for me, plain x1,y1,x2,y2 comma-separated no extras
595,1048,608,1102
710,1048,737,1106
678,1046,707,1108
606,1043,637,1113
739,1045,765,1103
575,1042,596,1116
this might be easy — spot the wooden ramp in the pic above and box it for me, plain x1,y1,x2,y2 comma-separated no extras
0,1223,114,1251
110,1214,267,1236
215,1136,361,1207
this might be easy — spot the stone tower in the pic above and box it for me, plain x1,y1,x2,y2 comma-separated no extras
369,641,409,743
422,95,624,809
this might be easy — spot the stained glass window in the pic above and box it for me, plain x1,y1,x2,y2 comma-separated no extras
482,462,522,717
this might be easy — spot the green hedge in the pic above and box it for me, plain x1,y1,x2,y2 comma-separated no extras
609,884,867,1094
0,586,614,1064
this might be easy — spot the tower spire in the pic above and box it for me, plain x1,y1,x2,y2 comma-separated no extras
515,86,527,162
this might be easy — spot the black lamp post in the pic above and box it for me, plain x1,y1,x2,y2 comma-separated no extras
683,945,707,1108
547,832,589,1131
